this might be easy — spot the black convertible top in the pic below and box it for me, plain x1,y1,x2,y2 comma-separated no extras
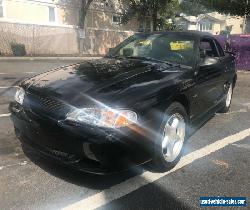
137,30,214,39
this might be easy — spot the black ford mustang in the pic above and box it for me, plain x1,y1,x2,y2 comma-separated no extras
10,31,237,174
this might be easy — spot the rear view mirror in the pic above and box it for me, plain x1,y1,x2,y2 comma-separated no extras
200,49,207,59
123,48,134,57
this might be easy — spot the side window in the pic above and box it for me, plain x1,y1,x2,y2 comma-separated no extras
48,6,55,22
112,15,121,24
200,38,219,58
0,0,3,18
138,21,144,32
214,39,225,57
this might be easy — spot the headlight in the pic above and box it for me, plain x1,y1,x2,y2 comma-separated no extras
15,87,25,105
66,108,137,128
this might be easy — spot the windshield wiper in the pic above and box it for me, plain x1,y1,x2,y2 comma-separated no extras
105,55,125,59
125,56,178,66
106,55,182,68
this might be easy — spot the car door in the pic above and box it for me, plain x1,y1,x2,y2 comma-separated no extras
214,38,235,98
195,37,225,115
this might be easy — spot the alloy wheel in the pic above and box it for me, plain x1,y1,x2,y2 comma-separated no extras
161,113,186,162
226,83,233,108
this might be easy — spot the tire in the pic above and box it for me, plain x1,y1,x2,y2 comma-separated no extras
153,102,188,172
219,83,233,113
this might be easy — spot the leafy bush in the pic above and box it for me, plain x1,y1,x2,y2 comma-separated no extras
10,43,26,56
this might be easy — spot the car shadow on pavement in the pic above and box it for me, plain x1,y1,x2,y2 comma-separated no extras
22,146,193,210
97,179,193,210
22,144,145,190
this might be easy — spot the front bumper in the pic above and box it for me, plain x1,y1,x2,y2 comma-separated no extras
9,102,151,174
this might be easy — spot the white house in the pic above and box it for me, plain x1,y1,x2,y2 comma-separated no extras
176,12,244,35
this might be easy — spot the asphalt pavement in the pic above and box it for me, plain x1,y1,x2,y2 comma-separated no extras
0,60,249,210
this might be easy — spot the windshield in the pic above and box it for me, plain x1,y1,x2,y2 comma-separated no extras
107,34,197,67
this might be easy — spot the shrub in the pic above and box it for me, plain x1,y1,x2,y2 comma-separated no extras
10,43,26,56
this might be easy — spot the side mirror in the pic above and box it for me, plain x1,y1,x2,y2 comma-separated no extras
225,50,235,56
200,56,219,67
123,48,134,57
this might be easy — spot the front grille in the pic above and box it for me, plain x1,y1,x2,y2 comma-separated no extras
21,136,81,163
37,96,65,112
49,149,80,162
24,93,71,120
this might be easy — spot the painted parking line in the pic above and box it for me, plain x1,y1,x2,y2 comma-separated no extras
216,108,248,115
62,128,250,210
0,72,36,75
24,72,36,74
0,86,18,89
0,73,11,75
0,113,11,117
0,161,28,170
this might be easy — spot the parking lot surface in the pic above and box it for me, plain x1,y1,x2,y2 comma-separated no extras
0,60,249,210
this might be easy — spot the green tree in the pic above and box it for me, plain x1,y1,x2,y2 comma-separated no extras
184,0,250,16
179,0,211,16
184,0,250,33
122,0,180,31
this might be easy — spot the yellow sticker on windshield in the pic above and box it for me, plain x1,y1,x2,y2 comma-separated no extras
170,41,192,50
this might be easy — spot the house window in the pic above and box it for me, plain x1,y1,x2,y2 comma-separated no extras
48,6,55,22
0,0,3,18
138,20,151,32
145,20,151,32
112,15,121,24
138,21,144,32
199,21,213,31
178,21,188,30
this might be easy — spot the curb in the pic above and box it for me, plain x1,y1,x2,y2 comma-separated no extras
0,57,102,61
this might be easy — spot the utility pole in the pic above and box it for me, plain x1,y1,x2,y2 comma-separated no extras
243,0,249,34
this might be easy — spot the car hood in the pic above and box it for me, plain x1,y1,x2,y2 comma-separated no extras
22,58,184,108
